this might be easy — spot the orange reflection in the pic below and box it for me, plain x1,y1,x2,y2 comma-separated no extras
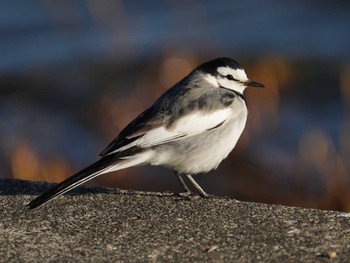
11,143,40,181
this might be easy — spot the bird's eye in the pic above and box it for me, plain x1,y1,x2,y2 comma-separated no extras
226,74,236,81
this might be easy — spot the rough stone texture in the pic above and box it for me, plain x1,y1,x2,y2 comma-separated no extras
0,178,349,262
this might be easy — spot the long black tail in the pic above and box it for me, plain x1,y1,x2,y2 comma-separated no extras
28,155,119,209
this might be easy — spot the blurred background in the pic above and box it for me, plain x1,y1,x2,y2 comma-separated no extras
1,0,350,211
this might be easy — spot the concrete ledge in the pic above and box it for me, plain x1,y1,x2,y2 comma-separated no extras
1,178,349,262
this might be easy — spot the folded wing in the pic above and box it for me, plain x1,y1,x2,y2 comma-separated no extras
100,107,232,156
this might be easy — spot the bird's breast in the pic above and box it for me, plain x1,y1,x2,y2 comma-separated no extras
151,98,248,174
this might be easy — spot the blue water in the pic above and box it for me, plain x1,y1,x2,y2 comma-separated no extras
0,1,349,71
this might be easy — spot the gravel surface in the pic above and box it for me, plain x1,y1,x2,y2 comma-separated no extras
1,178,349,262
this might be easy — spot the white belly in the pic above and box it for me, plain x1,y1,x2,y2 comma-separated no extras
150,101,248,174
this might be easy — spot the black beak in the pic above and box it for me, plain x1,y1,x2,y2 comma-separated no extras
245,80,265,88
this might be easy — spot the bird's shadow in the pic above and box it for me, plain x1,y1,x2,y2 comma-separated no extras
0,178,113,195
0,178,181,198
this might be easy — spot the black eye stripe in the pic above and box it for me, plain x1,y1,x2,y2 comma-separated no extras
226,74,237,81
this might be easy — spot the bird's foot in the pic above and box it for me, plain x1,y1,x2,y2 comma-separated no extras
175,191,200,200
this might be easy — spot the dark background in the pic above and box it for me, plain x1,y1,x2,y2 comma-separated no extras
1,0,350,211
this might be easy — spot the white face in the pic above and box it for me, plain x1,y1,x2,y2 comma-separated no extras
216,66,249,94
203,66,249,94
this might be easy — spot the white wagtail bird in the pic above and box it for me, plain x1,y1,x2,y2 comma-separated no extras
28,57,264,209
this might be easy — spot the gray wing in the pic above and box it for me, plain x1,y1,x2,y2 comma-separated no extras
99,105,168,156
99,79,236,156
99,81,187,156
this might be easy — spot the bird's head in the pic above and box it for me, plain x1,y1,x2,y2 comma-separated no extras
197,57,264,94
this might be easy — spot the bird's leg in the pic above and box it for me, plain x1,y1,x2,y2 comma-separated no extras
175,172,193,196
184,174,209,198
